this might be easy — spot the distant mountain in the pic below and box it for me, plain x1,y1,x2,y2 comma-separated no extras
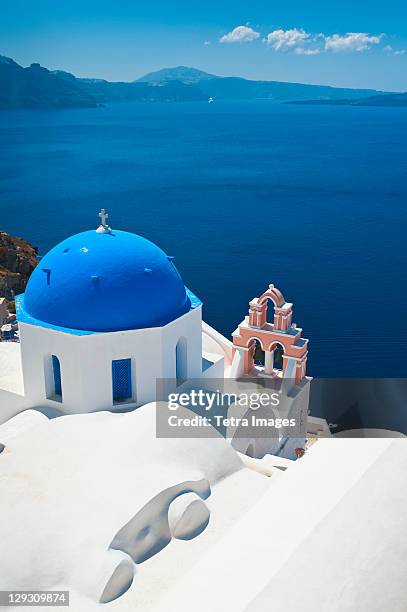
0,57,206,108
77,78,205,103
0,56,97,109
197,76,383,102
135,66,385,102
52,69,206,103
0,56,395,110
136,66,218,84
286,92,407,107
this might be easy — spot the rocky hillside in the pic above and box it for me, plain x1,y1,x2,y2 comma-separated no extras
0,56,97,109
0,54,390,109
0,232,38,304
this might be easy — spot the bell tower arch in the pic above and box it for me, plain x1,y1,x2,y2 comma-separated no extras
232,284,308,384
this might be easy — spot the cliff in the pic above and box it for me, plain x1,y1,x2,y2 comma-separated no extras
0,56,97,109
0,232,38,305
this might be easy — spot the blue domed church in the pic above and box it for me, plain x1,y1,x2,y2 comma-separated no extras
0,211,313,460
1,211,223,416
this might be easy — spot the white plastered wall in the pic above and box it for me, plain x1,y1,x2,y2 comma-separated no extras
17,306,204,415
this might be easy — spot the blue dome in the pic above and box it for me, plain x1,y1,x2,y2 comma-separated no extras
23,229,191,332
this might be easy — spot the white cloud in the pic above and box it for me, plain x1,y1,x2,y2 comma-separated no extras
384,44,405,56
203,40,211,46
294,47,321,56
220,25,261,44
221,25,387,56
324,32,383,52
265,28,311,51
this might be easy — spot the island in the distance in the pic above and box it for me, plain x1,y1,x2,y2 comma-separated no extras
286,92,407,107
1,54,403,109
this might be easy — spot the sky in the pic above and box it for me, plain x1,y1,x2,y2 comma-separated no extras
1,0,407,91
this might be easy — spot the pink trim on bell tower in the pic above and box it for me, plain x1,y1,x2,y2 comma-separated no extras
232,284,309,384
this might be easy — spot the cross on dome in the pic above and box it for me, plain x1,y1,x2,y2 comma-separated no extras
96,209,112,234
99,209,108,225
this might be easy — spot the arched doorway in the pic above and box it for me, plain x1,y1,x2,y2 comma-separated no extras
269,342,285,377
45,354,63,402
253,340,265,366
249,339,286,378
176,337,188,386
247,338,265,373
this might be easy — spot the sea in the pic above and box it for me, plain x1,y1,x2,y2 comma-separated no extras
0,100,406,377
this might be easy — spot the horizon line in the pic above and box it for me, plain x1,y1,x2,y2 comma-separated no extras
2,52,404,93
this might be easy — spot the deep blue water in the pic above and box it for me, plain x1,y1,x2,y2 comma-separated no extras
0,101,406,377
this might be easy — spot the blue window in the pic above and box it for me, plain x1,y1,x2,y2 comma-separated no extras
112,358,132,403
52,355,62,399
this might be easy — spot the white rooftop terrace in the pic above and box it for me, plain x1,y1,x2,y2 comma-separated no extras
0,342,24,396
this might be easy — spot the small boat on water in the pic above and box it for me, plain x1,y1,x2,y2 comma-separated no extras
208,97,214,104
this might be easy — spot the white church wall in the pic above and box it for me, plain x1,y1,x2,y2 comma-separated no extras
160,307,203,383
17,306,205,416
80,326,164,411
20,322,81,413
19,321,165,414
